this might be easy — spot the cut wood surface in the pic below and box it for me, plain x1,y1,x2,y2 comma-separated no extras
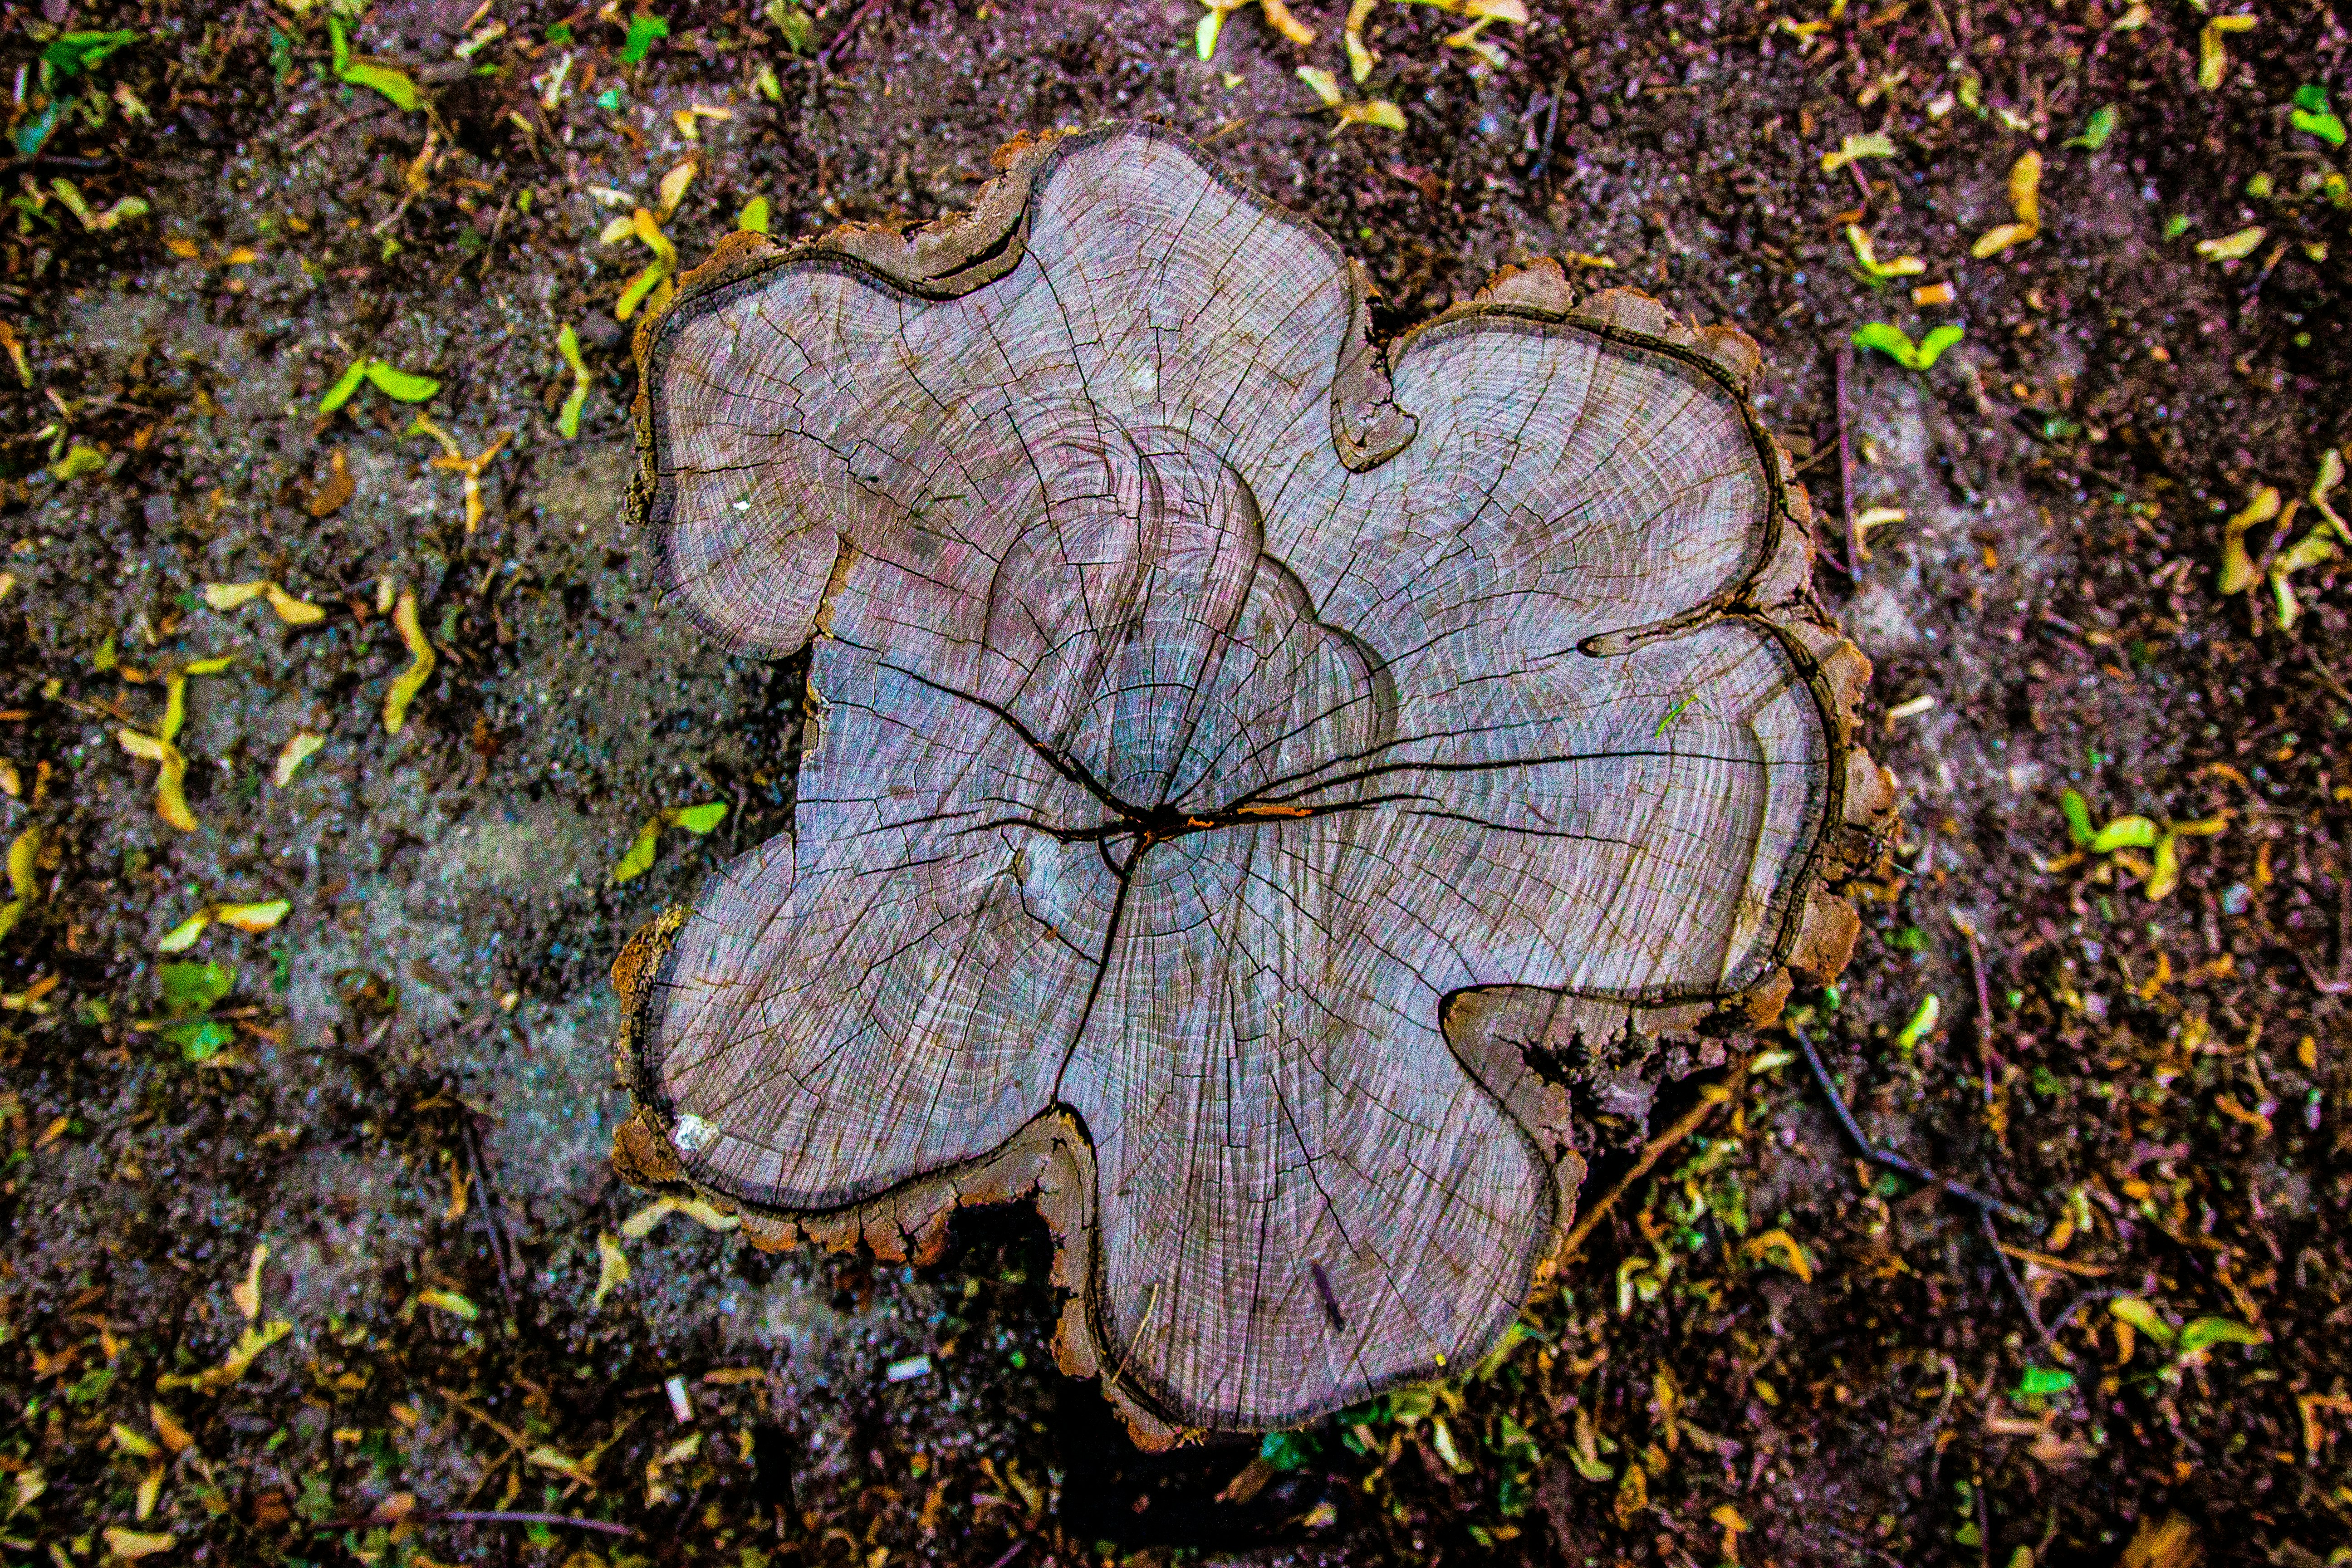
612,122,1891,1443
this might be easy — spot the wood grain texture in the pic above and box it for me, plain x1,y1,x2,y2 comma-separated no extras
614,122,1891,1443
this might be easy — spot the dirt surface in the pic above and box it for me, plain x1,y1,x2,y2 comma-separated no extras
2,1,2349,1565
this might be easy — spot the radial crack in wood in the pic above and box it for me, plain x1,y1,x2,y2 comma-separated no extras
612,121,1889,1444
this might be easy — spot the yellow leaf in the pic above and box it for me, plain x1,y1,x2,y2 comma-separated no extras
1820,131,1897,172
1337,99,1407,131
150,1405,193,1454
631,207,678,269
155,1319,291,1392
1742,1228,1815,1282
111,1423,160,1459
202,580,272,611
264,583,327,625
118,728,196,833
214,900,290,934
2146,832,2180,901
2198,15,2254,91
2270,525,2338,629
598,213,637,245
102,1529,176,1561
2195,226,2267,262
528,1446,597,1487
417,1287,479,1321
1261,0,1317,45
6,828,39,904
273,731,326,786
1295,65,1343,106
1845,224,1925,278
231,1242,269,1321
593,1232,631,1309
2007,150,2044,229
1343,0,1377,79
620,1195,742,1238
1970,152,2042,256
657,159,696,220
134,1462,164,1522
384,590,436,734
2220,486,2279,593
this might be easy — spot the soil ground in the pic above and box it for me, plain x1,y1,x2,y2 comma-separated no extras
2,1,2349,1565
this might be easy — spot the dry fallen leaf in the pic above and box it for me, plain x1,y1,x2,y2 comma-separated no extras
384,590,436,734
310,447,356,518
2195,225,2267,262
1970,151,2043,258
593,1232,631,1308
231,1242,269,1321
274,731,326,787
2219,486,2281,594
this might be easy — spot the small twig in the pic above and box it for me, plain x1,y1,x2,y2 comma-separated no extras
1529,70,1568,184
288,107,384,156
2043,1287,2129,1340
985,1540,1027,1568
1952,912,1998,1111
817,0,890,65
1790,1027,2036,1225
459,1116,520,1320
438,1511,635,1538
1835,344,1864,573
1559,1057,1753,1259
1981,1210,2050,1348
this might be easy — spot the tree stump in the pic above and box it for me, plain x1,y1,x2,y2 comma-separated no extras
610,122,1891,1444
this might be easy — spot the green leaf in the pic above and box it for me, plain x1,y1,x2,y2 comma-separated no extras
50,444,106,480
329,16,353,73
2292,105,2348,146
2297,83,2332,113
776,5,816,53
161,961,236,1016
319,359,371,413
737,196,771,235
619,13,671,63
2064,104,2118,150
547,22,576,44
1258,1429,1315,1471
615,262,668,321
2089,814,2159,853
558,382,588,440
1851,321,1965,371
165,1019,234,1062
341,60,421,113
362,361,440,402
671,802,729,835
44,29,138,77
12,103,60,158
2015,1365,2075,1397
1913,324,1965,368
1895,992,1942,1051
613,819,663,884
2059,787,2094,847
2176,1316,2263,1357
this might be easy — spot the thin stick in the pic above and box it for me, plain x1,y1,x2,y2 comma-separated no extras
460,1115,520,1320
1952,913,1997,1111
438,1511,636,1538
1835,344,1864,573
1981,1210,2049,1348
1790,1027,2036,1225
817,0,890,65
1559,1058,1752,1260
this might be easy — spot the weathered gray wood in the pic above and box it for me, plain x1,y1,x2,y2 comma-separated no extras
611,122,1890,1444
